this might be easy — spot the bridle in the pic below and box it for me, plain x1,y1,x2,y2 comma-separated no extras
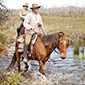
54,49,59,54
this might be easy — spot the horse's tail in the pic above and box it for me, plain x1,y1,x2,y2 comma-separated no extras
7,52,16,71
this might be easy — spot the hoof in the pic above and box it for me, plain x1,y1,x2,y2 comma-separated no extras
24,66,28,72
6,67,11,72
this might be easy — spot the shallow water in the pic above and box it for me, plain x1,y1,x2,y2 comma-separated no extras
0,45,85,85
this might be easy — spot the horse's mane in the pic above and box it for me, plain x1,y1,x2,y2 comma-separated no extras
41,32,59,54
42,33,58,44
42,32,65,43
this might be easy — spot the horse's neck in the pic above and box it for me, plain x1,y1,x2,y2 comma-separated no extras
47,37,58,55
42,33,58,55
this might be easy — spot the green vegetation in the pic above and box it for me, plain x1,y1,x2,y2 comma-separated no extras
0,33,6,44
0,43,5,52
2,72,22,85
42,15,85,33
75,55,85,61
82,55,85,60
74,45,85,61
0,11,20,52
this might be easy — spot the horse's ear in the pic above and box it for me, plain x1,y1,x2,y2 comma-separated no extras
58,32,65,37
38,34,42,38
66,37,72,47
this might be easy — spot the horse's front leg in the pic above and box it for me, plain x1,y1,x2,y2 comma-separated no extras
39,60,45,75
16,51,21,72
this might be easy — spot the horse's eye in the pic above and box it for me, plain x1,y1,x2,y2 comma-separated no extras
60,42,63,44
60,43,62,45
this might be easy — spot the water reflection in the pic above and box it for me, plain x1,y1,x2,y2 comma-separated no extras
74,46,85,60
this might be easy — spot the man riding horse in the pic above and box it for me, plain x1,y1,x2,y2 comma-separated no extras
17,3,29,37
22,3,46,62
7,4,68,74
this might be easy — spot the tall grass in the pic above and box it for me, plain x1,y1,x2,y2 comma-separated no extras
42,15,85,34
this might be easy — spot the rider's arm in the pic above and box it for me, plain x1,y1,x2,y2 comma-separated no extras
39,15,46,35
23,13,32,30
20,10,25,20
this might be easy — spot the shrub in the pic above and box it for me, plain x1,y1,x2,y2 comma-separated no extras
0,33,6,44
0,43,5,52
2,72,22,85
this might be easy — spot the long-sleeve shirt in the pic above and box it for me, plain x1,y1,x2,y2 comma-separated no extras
20,8,29,20
23,12,45,34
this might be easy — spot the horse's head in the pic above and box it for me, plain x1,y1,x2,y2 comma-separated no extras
57,32,67,59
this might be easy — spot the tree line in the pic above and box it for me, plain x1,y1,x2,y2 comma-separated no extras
0,0,8,24
40,6,85,17
0,0,85,25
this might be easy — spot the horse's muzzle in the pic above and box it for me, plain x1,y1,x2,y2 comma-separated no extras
60,54,66,59
60,53,66,59
61,56,66,59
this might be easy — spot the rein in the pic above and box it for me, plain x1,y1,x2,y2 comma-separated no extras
54,49,59,54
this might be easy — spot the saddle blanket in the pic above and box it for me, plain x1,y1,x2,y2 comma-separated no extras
17,34,38,52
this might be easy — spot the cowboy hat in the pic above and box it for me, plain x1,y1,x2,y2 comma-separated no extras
23,3,28,7
30,3,41,9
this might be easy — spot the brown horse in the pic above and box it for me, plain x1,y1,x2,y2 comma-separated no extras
7,32,67,75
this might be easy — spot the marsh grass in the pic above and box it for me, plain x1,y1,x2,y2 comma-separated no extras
42,15,85,34
74,45,85,60
0,43,5,52
82,55,85,60
2,72,22,85
0,33,6,44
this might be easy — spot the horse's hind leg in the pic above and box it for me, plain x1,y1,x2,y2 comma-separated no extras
17,59,20,72
7,52,16,71
16,52,21,72
39,60,45,75
15,40,21,72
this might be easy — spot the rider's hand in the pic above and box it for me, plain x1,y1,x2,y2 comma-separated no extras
38,23,42,27
30,27,36,33
30,27,34,31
